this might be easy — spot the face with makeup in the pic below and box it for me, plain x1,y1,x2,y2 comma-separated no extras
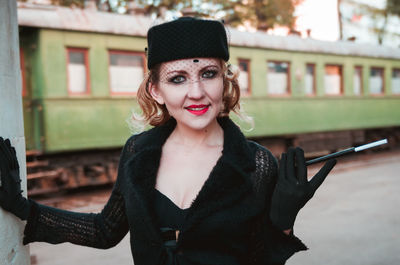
150,58,224,131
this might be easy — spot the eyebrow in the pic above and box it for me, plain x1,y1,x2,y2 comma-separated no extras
165,64,220,75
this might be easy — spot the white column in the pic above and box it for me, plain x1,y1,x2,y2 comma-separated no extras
0,0,30,264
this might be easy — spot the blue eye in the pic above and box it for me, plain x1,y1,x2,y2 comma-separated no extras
202,70,218,79
169,75,186,84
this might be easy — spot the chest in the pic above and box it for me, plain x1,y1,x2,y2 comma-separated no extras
155,144,223,210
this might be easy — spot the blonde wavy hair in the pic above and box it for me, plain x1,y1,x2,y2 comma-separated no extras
128,59,253,132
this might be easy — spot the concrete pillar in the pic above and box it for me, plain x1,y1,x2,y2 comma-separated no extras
0,0,30,264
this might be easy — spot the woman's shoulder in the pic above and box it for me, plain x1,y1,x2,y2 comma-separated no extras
125,131,145,145
246,140,279,174
120,131,147,158
247,140,277,161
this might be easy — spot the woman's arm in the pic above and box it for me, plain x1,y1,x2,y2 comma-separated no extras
261,146,336,264
0,136,132,249
269,147,336,231
23,186,129,248
249,143,307,265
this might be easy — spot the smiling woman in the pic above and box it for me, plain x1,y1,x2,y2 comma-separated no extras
0,16,337,265
134,58,242,130
148,58,225,132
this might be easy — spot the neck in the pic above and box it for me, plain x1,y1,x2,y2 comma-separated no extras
169,119,223,148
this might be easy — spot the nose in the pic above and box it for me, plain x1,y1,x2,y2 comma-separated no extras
187,80,205,99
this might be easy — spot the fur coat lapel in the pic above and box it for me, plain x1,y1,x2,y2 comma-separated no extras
122,117,256,242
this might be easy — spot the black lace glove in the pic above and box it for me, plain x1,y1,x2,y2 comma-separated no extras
270,147,336,230
0,137,31,220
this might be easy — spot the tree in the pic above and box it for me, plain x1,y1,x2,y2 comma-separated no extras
135,0,304,31
338,0,400,45
387,0,400,17
23,0,302,31
49,0,85,8
337,0,343,40
371,0,400,45
212,0,303,31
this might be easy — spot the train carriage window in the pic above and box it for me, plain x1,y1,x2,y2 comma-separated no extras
305,64,315,95
392,69,400,94
67,48,90,95
369,67,384,94
267,61,290,95
109,51,145,95
324,65,342,95
353,66,363,95
238,59,251,95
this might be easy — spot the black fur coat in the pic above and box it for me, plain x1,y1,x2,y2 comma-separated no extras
23,117,306,265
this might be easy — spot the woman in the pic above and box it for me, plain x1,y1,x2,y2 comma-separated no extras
0,17,336,265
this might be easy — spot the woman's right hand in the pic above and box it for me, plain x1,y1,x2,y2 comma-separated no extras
270,147,336,230
0,137,30,220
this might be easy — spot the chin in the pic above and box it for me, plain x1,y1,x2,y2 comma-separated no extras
176,113,219,131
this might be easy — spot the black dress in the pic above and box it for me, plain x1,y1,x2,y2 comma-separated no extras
154,188,190,265
23,118,307,265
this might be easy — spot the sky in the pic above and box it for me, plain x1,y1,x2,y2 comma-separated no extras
295,0,340,41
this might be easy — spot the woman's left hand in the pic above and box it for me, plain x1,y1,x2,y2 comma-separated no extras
270,147,336,231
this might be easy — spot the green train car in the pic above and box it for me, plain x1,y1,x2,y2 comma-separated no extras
17,3,400,195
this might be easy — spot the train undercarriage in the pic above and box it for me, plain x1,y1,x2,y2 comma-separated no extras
27,149,121,196
26,126,400,196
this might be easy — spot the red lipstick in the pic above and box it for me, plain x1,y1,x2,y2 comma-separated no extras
185,104,210,115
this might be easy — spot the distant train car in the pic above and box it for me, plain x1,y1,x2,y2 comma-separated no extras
17,3,400,195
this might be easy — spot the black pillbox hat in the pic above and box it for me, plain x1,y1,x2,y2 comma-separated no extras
146,17,229,69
